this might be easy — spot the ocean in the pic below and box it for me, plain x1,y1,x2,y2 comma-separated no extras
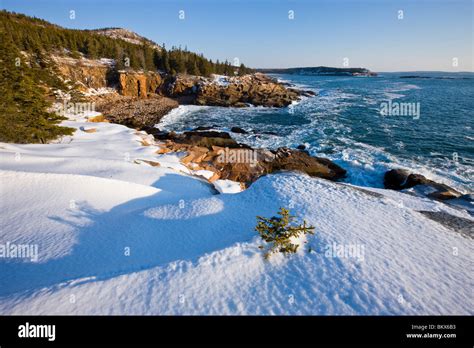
158,72,474,192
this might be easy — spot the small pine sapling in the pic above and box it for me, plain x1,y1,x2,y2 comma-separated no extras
255,207,315,259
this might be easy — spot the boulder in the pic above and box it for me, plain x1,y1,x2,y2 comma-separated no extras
301,90,317,97
272,148,347,181
80,127,97,133
184,131,232,139
260,131,279,136
384,169,462,200
383,169,410,190
139,126,174,140
231,126,247,134
404,173,431,188
427,190,461,201
87,114,108,123
178,131,241,149
192,126,217,131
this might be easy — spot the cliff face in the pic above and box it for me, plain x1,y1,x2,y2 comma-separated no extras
53,56,164,98
52,56,112,91
118,71,163,98
53,56,311,107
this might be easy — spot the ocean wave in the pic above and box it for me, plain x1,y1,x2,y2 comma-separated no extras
320,138,472,192
157,105,209,130
383,92,406,100
379,82,421,101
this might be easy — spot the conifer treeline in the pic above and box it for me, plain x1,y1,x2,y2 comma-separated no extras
0,30,74,143
0,10,254,76
0,10,255,143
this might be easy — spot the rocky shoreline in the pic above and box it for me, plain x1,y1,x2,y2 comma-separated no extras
76,61,471,207
89,109,471,210
54,55,315,119
163,73,315,108
140,127,347,186
85,71,314,129
140,128,472,212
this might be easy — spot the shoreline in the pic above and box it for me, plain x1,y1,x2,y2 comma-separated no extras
86,104,473,213
152,99,472,195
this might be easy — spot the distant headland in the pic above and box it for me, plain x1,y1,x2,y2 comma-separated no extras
257,66,377,77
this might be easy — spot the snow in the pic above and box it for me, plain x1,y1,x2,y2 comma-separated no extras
99,58,115,66
83,87,115,96
211,74,231,86
193,169,215,180
0,116,473,315
51,55,114,68
213,179,242,194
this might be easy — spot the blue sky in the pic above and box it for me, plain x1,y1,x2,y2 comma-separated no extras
2,0,472,71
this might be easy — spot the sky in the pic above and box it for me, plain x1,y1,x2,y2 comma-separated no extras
1,0,472,72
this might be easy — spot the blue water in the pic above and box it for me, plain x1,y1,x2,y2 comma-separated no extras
159,72,474,192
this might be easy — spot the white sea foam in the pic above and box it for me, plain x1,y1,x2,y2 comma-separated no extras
157,105,209,130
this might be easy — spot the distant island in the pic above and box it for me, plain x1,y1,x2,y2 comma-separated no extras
257,66,377,77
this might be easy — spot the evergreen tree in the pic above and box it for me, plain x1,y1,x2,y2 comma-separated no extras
161,49,171,72
186,55,199,75
0,31,74,143
256,208,315,259
84,38,99,59
198,58,211,77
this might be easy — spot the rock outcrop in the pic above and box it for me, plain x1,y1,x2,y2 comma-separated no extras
118,71,163,98
384,169,462,200
149,130,346,185
53,56,111,91
163,73,314,107
271,147,347,180
384,169,410,190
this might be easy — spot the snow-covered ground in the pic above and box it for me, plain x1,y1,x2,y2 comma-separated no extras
0,115,473,315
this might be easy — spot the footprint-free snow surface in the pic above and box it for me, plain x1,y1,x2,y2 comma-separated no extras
0,117,473,314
